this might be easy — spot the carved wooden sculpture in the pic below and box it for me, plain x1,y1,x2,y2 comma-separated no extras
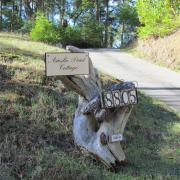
55,46,136,169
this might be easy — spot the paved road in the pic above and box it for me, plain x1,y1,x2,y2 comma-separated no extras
87,49,180,112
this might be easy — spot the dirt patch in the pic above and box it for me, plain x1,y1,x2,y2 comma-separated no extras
136,28,180,71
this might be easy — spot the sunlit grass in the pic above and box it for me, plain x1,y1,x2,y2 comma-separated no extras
172,123,180,135
0,32,64,56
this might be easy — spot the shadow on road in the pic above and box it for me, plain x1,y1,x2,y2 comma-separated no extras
138,87,180,111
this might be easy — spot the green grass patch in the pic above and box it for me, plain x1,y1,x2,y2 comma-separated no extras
0,33,180,179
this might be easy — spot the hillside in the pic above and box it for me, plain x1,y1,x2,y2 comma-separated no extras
131,28,180,72
0,33,180,179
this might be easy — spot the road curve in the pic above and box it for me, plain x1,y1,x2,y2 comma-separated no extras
86,49,180,112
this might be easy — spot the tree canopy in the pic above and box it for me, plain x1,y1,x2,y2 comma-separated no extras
0,0,179,47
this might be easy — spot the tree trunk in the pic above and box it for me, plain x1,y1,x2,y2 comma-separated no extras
23,0,34,19
121,21,125,48
19,0,22,19
10,0,15,32
104,0,109,48
120,0,126,48
59,0,66,26
56,46,134,169
95,0,100,22
36,0,44,12
0,0,2,30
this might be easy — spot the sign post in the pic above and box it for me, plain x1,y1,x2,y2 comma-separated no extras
44,47,138,169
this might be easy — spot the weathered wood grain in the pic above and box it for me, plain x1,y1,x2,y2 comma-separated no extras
56,46,134,169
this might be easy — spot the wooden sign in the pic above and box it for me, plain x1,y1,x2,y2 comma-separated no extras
102,87,138,108
45,52,89,76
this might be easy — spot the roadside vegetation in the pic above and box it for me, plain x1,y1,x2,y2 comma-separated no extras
0,0,140,48
123,0,180,72
0,33,180,180
123,28,180,72
1,1,179,47
136,0,180,38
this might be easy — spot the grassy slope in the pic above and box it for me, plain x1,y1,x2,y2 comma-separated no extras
123,28,180,73
0,33,180,180
122,47,180,73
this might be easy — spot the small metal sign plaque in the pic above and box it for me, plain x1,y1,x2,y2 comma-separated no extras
110,134,123,143
45,52,89,76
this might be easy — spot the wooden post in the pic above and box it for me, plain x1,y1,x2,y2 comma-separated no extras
48,46,135,169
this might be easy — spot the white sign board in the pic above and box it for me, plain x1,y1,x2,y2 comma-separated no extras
45,52,89,76
110,134,123,143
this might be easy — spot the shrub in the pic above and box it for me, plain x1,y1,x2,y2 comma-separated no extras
30,13,104,48
58,26,82,47
30,13,59,44
19,20,35,34
58,24,103,48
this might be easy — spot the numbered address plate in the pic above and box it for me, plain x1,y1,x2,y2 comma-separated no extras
102,87,138,108
110,134,123,143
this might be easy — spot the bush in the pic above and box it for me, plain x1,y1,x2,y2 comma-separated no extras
58,24,103,48
30,13,103,48
30,13,59,44
58,26,82,47
20,20,35,34
136,0,180,38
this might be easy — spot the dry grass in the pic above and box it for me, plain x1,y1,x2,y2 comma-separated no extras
0,32,63,56
124,28,180,72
